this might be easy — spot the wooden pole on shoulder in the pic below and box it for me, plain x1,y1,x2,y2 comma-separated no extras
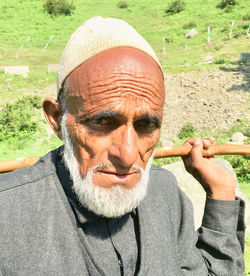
0,145,249,173
0,157,40,173
154,144,250,158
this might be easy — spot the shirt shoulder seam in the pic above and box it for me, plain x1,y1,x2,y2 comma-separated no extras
0,171,56,193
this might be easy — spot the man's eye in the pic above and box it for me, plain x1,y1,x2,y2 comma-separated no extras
87,117,119,132
93,118,110,125
134,120,158,133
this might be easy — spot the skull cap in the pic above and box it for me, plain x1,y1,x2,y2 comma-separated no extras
57,16,162,94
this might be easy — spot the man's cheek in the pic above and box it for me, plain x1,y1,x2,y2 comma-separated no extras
139,135,159,160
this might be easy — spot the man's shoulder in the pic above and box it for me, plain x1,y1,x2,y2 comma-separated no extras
142,165,193,230
150,165,178,186
0,148,61,193
148,165,180,197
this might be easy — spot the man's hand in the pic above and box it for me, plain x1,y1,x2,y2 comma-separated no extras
182,137,236,200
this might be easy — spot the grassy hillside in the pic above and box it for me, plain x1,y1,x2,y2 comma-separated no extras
0,0,249,72
0,0,249,103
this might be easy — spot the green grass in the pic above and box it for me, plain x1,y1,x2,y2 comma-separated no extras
245,235,250,275
0,132,62,160
0,71,57,104
0,95,62,160
0,0,249,72
241,183,250,200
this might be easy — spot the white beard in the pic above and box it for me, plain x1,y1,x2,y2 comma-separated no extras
61,113,153,218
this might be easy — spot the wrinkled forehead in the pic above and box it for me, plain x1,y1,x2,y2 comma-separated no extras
66,47,165,113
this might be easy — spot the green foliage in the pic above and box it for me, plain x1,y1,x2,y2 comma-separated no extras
214,59,226,64
178,124,196,139
117,1,128,9
243,127,250,137
223,155,250,183
244,235,250,275
0,96,42,141
238,23,249,30
43,0,75,16
183,22,197,29
174,121,250,185
166,0,185,15
217,0,237,9
25,95,42,109
242,12,250,21
152,157,168,167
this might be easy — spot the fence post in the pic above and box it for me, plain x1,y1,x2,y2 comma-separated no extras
42,35,54,52
19,36,30,50
163,37,166,55
229,21,234,38
208,26,211,44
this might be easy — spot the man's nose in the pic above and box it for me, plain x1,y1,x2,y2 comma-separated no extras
109,124,138,167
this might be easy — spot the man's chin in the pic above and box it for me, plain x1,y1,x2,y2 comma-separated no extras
69,161,151,218
74,173,148,218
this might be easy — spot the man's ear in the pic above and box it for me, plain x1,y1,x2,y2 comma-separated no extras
43,97,63,140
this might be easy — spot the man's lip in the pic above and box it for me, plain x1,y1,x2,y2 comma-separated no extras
97,170,138,176
94,170,141,186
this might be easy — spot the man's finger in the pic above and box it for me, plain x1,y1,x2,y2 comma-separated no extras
202,139,211,148
190,138,204,167
203,137,216,146
183,137,199,146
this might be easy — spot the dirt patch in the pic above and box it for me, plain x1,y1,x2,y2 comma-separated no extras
161,65,249,141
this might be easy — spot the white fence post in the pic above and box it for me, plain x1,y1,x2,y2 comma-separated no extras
163,37,166,55
229,21,234,38
19,36,30,50
42,35,54,52
208,26,211,44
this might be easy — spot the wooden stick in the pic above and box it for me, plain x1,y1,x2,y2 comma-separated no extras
0,157,40,173
0,144,249,173
154,144,250,159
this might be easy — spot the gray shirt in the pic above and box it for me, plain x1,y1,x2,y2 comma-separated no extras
0,148,245,275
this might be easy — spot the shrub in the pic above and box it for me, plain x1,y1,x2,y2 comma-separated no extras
239,23,249,30
43,0,75,16
224,155,250,182
178,124,196,139
166,0,185,15
224,6,234,13
217,0,237,9
117,1,128,8
183,22,196,29
242,13,250,21
214,59,226,64
0,96,42,141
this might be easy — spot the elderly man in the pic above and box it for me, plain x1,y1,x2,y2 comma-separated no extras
0,17,245,275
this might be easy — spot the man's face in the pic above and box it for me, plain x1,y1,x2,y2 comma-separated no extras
64,47,165,190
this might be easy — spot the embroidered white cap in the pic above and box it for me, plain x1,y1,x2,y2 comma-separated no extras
57,16,161,94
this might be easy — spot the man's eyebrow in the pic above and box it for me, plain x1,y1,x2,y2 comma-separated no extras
139,114,161,127
79,110,120,122
78,111,161,126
